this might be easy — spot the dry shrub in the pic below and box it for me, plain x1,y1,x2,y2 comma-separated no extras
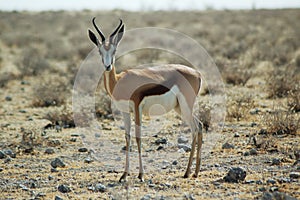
266,65,298,98
262,108,299,135
0,72,15,88
44,105,75,128
95,89,112,118
222,66,252,86
32,75,69,107
227,89,254,121
288,85,300,112
17,47,49,77
196,101,212,132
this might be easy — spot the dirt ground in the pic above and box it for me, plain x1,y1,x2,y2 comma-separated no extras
0,9,299,199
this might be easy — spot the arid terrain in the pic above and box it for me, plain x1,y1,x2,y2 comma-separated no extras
0,9,299,199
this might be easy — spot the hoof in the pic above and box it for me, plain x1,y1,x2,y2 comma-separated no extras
192,173,199,178
183,172,190,178
119,173,128,182
138,173,144,182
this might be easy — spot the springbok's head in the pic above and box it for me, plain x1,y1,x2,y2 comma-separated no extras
88,17,125,71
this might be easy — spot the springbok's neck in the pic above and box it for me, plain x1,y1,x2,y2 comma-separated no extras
104,66,117,97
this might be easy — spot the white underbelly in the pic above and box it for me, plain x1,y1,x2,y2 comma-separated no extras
112,86,180,116
140,88,178,116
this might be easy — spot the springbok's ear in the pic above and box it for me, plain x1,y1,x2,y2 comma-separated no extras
112,25,125,46
88,29,99,46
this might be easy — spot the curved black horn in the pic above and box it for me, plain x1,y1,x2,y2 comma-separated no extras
109,19,123,42
92,17,105,42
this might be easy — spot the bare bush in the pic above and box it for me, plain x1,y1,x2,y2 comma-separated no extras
44,105,75,128
17,47,49,77
266,65,298,98
222,66,252,86
262,108,299,135
288,85,300,112
227,89,254,121
196,101,212,132
32,75,69,107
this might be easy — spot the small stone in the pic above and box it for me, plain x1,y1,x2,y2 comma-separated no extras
157,146,164,151
45,148,55,154
271,158,281,165
243,151,250,156
48,175,54,180
58,184,71,193
95,133,101,138
51,168,58,172
0,150,6,159
266,178,276,184
289,172,300,179
5,96,12,101
4,149,16,158
269,186,278,192
245,180,255,184
19,184,29,191
234,133,240,137
19,109,27,113
178,144,191,152
78,147,88,152
222,142,235,149
250,108,259,115
224,167,246,183
84,157,94,164
250,122,258,127
51,158,66,168
94,183,107,192
172,160,178,165
155,138,167,145
0,168,3,172
70,138,77,142
249,148,257,155
141,194,152,200
256,180,263,185
177,136,188,144
261,192,297,200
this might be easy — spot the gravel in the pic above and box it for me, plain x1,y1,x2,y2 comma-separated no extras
222,142,235,149
155,138,167,145
289,172,300,179
58,184,71,193
78,147,88,152
261,192,297,200
45,148,55,154
178,144,191,152
0,150,6,159
51,158,66,168
177,136,188,144
224,167,247,183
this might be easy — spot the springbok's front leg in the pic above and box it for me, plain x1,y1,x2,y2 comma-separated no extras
119,112,131,182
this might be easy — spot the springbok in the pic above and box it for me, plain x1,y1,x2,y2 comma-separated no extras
88,18,203,182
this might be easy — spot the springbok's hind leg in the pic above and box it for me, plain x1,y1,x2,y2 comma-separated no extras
193,121,203,178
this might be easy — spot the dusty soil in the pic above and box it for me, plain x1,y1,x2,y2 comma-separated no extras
0,9,299,199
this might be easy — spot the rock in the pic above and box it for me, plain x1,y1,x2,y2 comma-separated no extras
78,147,88,152
271,158,281,165
157,146,164,151
0,150,6,159
266,178,276,184
289,172,300,179
141,194,152,200
45,148,55,154
249,148,258,155
3,149,16,158
84,157,94,164
261,192,297,200
155,138,167,145
51,158,66,168
94,183,107,192
48,175,54,180
250,108,260,115
177,136,188,144
243,151,250,156
55,196,64,200
178,144,191,152
222,142,235,149
172,160,178,165
5,96,12,101
58,184,71,193
234,133,240,137
269,187,279,192
224,167,246,183
0,168,3,172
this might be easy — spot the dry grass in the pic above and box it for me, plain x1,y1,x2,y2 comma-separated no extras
32,75,69,107
226,89,254,121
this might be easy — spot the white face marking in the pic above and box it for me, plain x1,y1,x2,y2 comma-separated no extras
99,44,116,69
